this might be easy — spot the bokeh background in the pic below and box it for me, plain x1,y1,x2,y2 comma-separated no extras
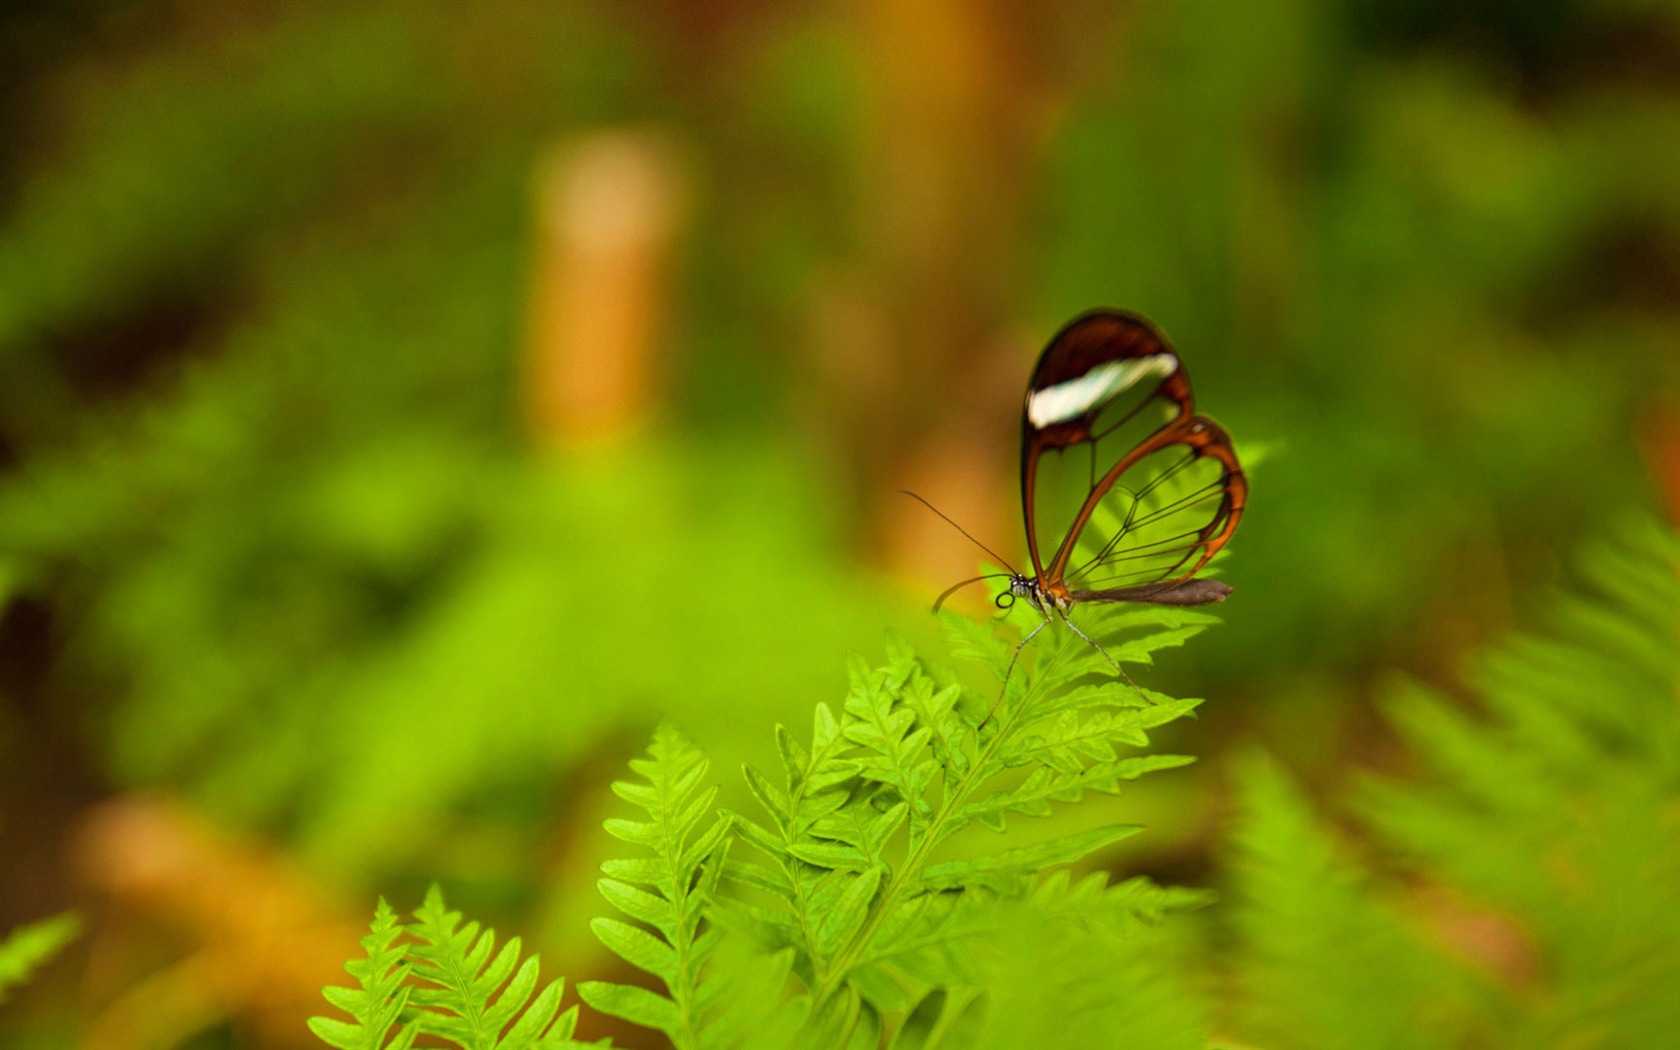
2,0,1678,1045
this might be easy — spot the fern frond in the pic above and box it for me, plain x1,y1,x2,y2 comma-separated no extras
312,580,1224,1049
1358,520,1680,1046
407,886,577,1050
843,644,943,842
1231,754,1473,1049
694,944,809,1048
719,607,1213,1044
916,824,1144,893
1021,869,1217,935
975,870,1211,1049
579,724,734,1049
957,755,1193,832
309,898,419,1050
936,612,1012,682
849,889,993,1003
891,988,986,1050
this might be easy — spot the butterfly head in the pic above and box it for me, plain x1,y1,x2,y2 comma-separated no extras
996,575,1027,611
1000,573,1064,616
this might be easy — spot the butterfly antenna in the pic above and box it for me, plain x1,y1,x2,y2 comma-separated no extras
897,489,1020,576
931,573,1012,613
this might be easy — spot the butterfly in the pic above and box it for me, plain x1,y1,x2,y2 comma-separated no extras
913,309,1246,694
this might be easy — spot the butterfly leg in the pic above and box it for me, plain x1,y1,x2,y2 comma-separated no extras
987,614,1051,726
1057,609,1155,706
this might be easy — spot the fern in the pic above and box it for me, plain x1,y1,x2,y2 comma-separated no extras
976,872,1213,1049
1229,520,1680,1048
1229,756,1469,1049
720,603,1212,1043
316,603,1222,1049
1359,520,1680,1046
311,891,583,1050
407,886,582,1049
578,724,733,1049
309,898,418,1050
0,912,80,1006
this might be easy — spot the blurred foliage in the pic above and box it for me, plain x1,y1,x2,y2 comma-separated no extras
1226,520,1680,1047
0,2,894,876
1038,0,1680,689
0,0,1677,1044
0,912,80,1005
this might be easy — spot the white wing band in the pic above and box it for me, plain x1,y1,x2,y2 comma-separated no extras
1026,353,1177,427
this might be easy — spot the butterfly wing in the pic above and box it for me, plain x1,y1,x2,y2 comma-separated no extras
1020,311,1245,604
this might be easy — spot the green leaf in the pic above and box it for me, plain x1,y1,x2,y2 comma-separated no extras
956,755,1194,831
865,801,910,857
578,980,683,1032
678,819,732,873
806,761,864,794
602,817,664,850
697,947,797,1048
1340,523,1680,1048
794,788,853,826
901,676,970,784
744,762,791,824
723,604,1227,1036
890,989,946,1050
726,809,788,860
847,961,911,1013
802,986,865,1049
854,891,992,987
721,858,792,897
591,726,752,1048
309,899,416,1050
815,867,882,957
848,1000,884,1049
502,989,569,1049
937,611,1011,680
597,878,677,932
482,957,545,1034
918,825,1144,892
976,880,1205,1049
591,917,679,983
787,840,873,872
405,887,569,1049
598,857,668,887
812,702,843,751
776,723,810,790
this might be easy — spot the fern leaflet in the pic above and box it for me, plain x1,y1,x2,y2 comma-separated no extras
578,723,733,1049
407,886,580,1049
308,898,419,1050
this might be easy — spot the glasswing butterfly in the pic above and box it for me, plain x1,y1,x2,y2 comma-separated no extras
913,309,1246,698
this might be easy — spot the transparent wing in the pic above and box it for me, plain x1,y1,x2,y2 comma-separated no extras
1061,418,1243,595
1020,311,1243,597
